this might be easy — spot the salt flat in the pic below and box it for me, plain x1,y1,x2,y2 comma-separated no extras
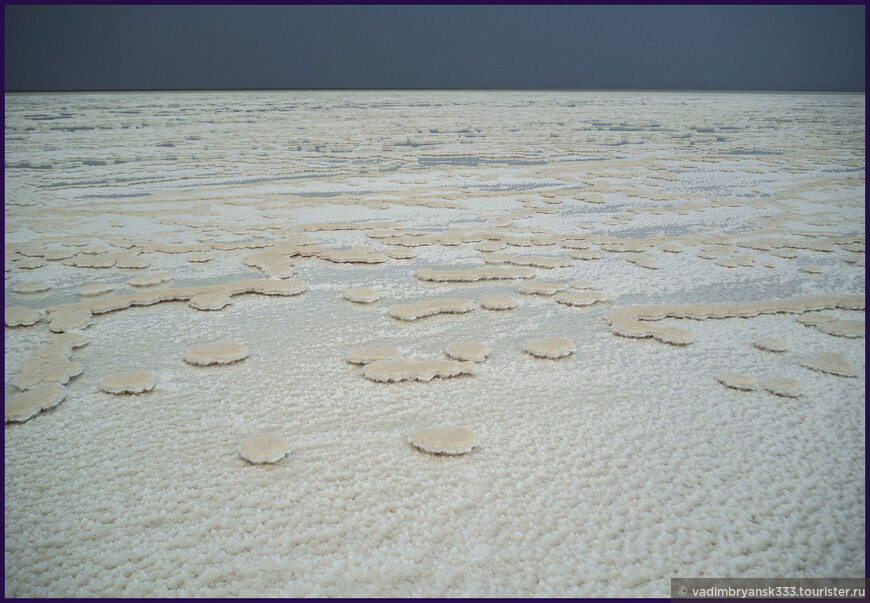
4,91,865,596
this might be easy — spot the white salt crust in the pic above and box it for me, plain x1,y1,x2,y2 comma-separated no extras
3,92,865,599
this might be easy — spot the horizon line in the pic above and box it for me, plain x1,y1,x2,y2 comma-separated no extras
5,87,866,94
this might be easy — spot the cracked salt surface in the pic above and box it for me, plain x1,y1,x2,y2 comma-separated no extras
4,91,865,597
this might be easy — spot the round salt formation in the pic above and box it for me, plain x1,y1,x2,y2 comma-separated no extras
716,373,757,391
100,370,157,395
17,257,47,270
188,292,233,311
479,294,516,310
343,288,379,304
555,291,608,307
79,283,115,297
800,352,857,377
345,348,401,365
816,320,864,338
799,266,822,274
5,383,66,423
753,337,787,353
129,272,171,287
567,249,601,261
445,341,490,363
12,281,50,294
407,427,479,455
517,281,565,296
363,358,476,383
238,434,290,464
183,341,250,366
570,280,595,290
761,378,802,398
796,313,838,326
389,298,474,321
523,337,576,359
5,306,41,327
385,249,416,260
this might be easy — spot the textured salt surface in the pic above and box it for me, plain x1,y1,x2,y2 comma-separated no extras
4,91,865,598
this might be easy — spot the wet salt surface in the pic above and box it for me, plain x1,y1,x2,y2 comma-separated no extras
4,91,865,597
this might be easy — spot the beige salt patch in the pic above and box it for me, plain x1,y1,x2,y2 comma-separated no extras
100,370,158,394
16,257,47,270
482,253,572,269
476,240,507,253
761,378,802,398
319,247,387,264
232,279,307,297
801,352,857,377
796,313,839,326
238,434,290,464
12,345,84,389
799,265,822,275
129,272,171,287
555,291,608,307
114,254,151,269
600,240,648,254
576,193,606,204
63,254,117,269
244,253,295,279
770,249,798,259
417,267,535,282
184,341,250,366
716,373,757,391
42,249,76,261
367,229,403,239
407,427,479,455
389,298,474,321
559,240,592,250
660,244,684,253
608,295,865,347
47,306,93,333
79,283,115,297
5,384,66,423
5,306,42,327
715,258,740,268
345,348,401,365
754,338,787,353
570,280,595,290
445,341,490,363
567,249,601,261
624,254,658,270
815,320,864,338
13,281,50,294
523,337,576,359
343,288,379,304
517,281,566,296
385,248,416,260
189,292,233,311
479,294,517,310
186,252,214,263
698,245,738,260
363,358,476,383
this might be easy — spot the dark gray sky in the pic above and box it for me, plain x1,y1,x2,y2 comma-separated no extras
4,5,866,92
